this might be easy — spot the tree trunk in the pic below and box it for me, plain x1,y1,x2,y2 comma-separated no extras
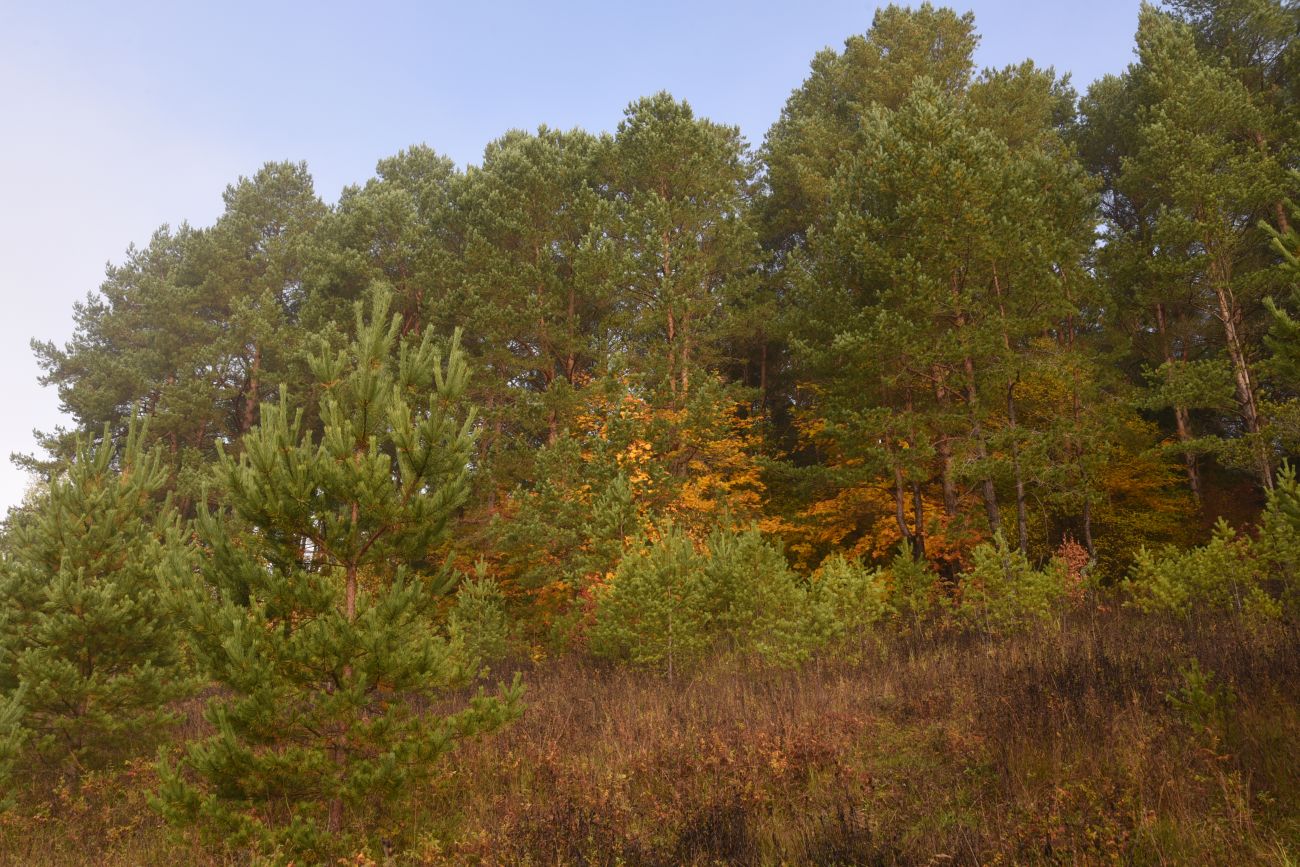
241,345,261,434
666,308,677,399
1154,303,1203,503
963,354,1002,536
932,368,959,516
1007,378,1029,555
1207,250,1272,490
911,481,926,561
679,312,690,395
893,465,914,553
1082,498,1094,558
331,506,361,834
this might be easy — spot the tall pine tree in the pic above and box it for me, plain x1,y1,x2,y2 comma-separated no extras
156,292,521,859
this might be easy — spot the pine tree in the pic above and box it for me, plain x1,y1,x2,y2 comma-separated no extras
155,292,522,859
590,524,712,676
608,92,761,403
1086,7,1293,495
760,3,979,253
456,127,610,499
32,162,330,507
787,64,1094,556
0,423,189,786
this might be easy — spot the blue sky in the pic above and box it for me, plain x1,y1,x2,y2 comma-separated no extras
0,0,1143,510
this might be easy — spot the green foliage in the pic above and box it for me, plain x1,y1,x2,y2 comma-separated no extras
1256,464,1300,602
0,690,26,808
155,293,522,860
592,524,815,671
448,566,512,671
1122,465,1300,620
1127,519,1278,620
30,163,328,503
887,545,947,628
808,553,891,644
1138,359,1237,414
1167,659,1236,743
590,525,711,675
957,534,1067,636
0,423,191,783
701,526,812,666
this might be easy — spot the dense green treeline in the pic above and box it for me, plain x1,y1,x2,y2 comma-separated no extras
4,1,1300,862
27,2,1300,570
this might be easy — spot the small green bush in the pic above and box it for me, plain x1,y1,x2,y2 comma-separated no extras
448,567,512,672
592,524,815,671
590,525,712,675
701,525,813,665
957,534,1066,636
808,553,891,644
1167,659,1235,745
1127,519,1277,620
887,545,947,628
1257,464,1300,606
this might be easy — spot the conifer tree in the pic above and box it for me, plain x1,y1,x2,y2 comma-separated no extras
760,3,979,252
156,293,522,859
0,423,189,785
1086,6,1294,496
32,162,329,505
457,127,610,497
787,69,1094,553
608,92,761,403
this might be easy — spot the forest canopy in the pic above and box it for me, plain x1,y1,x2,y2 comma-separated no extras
5,2,1300,863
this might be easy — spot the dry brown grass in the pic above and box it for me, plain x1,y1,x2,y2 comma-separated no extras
2,607,1298,865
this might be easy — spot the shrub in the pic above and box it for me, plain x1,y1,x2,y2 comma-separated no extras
1167,659,1235,746
957,534,1066,636
590,525,711,675
887,545,947,628
808,553,891,645
1127,519,1276,620
448,568,512,671
702,526,813,666
592,524,816,671
0,425,191,788
1257,464,1300,606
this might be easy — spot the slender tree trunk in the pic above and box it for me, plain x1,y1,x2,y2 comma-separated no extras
963,354,1002,535
932,367,959,516
893,465,914,553
950,270,1000,533
1082,498,1094,558
662,231,677,399
679,312,690,395
1006,378,1029,555
241,345,261,434
1275,200,1292,237
345,530,358,622
1154,303,1202,504
1207,248,1272,490
1064,321,1096,559
666,308,677,399
566,285,578,381
991,265,1025,551
911,481,926,561
330,501,362,835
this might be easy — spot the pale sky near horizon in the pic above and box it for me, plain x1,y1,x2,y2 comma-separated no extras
0,0,1143,512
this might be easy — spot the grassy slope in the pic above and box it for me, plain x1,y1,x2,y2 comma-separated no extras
2,609,1298,865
